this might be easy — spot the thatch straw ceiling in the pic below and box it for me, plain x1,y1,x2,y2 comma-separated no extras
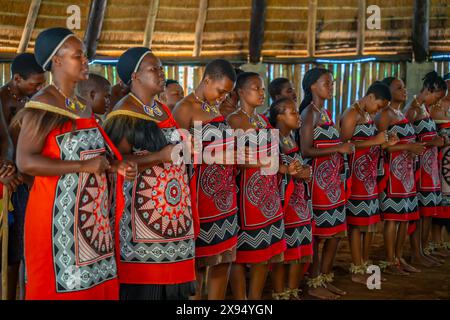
0,0,448,61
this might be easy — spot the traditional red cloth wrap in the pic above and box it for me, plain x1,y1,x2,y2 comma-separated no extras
283,179,295,213
377,156,391,194
380,119,419,222
192,116,238,258
111,104,196,285
412,117,441,217
346,121,381,227
307,120,347,237
279,145,313,262
25,114,121,300
235,116,286,264
437,121,450,218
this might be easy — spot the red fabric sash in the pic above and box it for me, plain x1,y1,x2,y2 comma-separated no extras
283,179,295,213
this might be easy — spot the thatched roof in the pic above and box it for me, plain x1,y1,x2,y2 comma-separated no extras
0,0,449,62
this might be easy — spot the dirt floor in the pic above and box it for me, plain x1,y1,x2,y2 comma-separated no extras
259,225,450,300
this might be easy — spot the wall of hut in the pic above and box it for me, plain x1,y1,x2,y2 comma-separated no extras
1,60,449,122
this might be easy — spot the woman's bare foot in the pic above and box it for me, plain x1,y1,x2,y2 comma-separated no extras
383,264,410,276
410,255,437,268
399,258,421,273
349,264,367,285
351,274,368,285
426,251,445,264
433,248,450,258
308,287,339,300
325,282,347,296
424,244,445,264
423,252,444,265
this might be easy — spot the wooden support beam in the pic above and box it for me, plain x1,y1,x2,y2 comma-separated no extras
399,61,406,80
84,0,107,61
174,65,179,82
307,0,318,57
341,64,350,112
371,62,377,81
183,66,188,95
193,0,208,57
386,63,392,77
335,64,343,120
350,63,358,102
17,0,41,53
193,67,202,87
294,64,302,101
285,64,293,81
412,0,429,63
248,0,266,64
143,0,160,48
273,64,280,79
356,0,365,55
361,62,370,96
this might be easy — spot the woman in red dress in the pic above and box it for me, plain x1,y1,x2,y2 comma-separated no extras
299,67,354,300
430,74,450,256
104,47,196,300
340,82,397,284
269,97,313,300
14,28,136,300
377,77,426,275
228,72,298,300
173,60,238,300
405,71,446,268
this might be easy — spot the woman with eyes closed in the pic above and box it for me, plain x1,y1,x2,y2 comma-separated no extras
13,27,137,300
104,47,196,300
173,59,239,300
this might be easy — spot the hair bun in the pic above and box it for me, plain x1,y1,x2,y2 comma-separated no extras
422,70,438,82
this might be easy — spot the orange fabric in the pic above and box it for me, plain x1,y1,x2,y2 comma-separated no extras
25,118,121,300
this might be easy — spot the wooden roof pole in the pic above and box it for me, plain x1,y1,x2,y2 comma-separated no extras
412,0,429,62
143,0,160,48
84,0,107,61
307,0,317,57
193,0,208,57
248,0,266,63
356,0,366,55
17,0,41,53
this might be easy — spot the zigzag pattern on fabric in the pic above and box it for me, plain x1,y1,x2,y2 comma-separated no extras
413,118,437,134
236,130,274,146
313,126,340,140
198,215,238,244
281,151,303,165
285,227,312,247
380,193,418,212
389,123,415,138
346,199,380,215
354,123,377,137
314,209,346,226
417,192,442,206
237,223,284,249
192,122,231,140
